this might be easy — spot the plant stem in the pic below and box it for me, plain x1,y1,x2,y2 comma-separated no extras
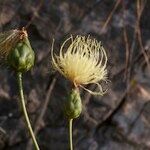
69,119,73,150
17,72,40,150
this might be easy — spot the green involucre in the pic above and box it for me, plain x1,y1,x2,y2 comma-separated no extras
7,37,35,72
64,88,82,119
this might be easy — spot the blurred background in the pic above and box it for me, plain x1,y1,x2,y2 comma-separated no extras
0,0,150,150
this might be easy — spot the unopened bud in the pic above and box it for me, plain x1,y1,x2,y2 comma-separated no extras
7,36,35,72
64,88,82,119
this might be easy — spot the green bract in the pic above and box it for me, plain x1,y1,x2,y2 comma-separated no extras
7,37,35,72
64,88,82,119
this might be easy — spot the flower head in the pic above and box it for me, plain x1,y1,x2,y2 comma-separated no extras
0,28,34,72
51,35,108,95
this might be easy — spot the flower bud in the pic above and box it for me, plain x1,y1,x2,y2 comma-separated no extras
7,36,35,72
64,88,82,119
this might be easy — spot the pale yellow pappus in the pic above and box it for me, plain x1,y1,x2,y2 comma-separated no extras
51,35,108,95
0,29,27,60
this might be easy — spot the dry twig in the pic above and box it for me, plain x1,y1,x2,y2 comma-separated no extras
25,0,44,29
136,0,150,69
101,0,121,32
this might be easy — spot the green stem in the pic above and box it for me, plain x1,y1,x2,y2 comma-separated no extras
69,119,73,150
17,72,40,150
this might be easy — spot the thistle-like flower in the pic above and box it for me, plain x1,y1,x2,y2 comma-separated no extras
51,35,108,95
